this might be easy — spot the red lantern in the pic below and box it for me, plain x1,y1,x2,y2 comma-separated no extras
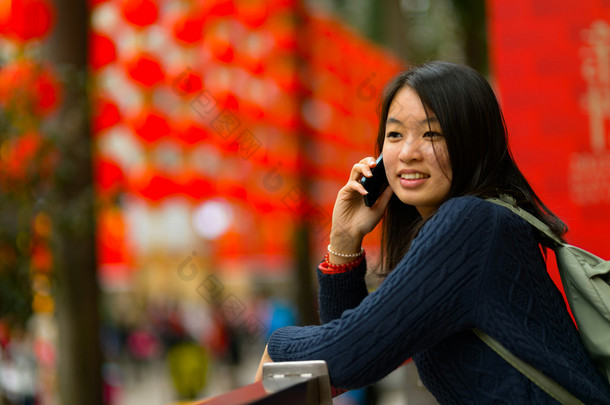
240,98,265,121
33,67,60,114
125,53,165,88
179,171,216,200
0,132,41,184
92,97,121,134
121,0,159,28
235,0,268,29
0,59,61,116
5,0,55,42
266,92,298,130
209,39,235,63
236,31,270,75
97,207,130,266
210,0,235,17
129,107,171,143
89,32,116,71
170,68,203,96
89,0,111,8
31,243,53,273
206,21,235,63
171,11,205,45
267,13,297,52
0,1,10,36
95,157,125,195
175,120,210,145
129,167,178,201
218,91,239,111
265,56,299,92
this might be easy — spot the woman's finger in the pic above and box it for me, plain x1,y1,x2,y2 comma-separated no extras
358,156,376,165
344,179,369,196
349,163,374,181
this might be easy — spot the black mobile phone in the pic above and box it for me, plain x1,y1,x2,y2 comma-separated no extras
360,155,389,207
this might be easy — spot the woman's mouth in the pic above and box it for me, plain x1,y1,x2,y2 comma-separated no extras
400,173,430,180
399,172,430,188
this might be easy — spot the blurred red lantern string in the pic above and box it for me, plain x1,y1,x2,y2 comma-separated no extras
237,36,268,74
241,57,265,75
170,11,206,45
265,58,299,93
218,182,247,201
210,0,235,17
89,32,117,71
265,93,298,130
121,0,159,28
1,0,55,42
0,132,56,188
218,91,239,110
92,97,121,134
267,14,298,52
174,120,210,145
30,243,53,272
0,1,10,36
235,0,268,28
130,108,171,143
1,132,41,180
240,98,265,121
95,157,125,194
139,174,178,201
128,166,178,202
178,171,216,200
266,0,297,11
0,59,61,116
205,20,236,63
97,207,130,265
125,53,165,88
208,39,235,63
170,68,203,96
89,0,110,8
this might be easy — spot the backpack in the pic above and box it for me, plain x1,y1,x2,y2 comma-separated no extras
474,196,610,404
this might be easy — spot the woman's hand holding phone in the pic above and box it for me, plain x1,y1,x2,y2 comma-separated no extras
328,156,393,262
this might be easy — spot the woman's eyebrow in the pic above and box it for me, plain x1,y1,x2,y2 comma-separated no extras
386,117,402,125
385,116,440,126
421,117,439,125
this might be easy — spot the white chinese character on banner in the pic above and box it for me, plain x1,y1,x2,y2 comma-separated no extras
581,20,610,152
571,20,610,205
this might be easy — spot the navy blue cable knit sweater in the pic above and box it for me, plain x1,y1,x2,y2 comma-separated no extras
267,196,610,404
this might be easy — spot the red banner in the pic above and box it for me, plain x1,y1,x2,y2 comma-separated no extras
488,0,610,258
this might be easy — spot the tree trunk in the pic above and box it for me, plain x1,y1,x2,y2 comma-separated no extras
44,1,103,404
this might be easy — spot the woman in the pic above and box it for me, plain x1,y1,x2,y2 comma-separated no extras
255,61,610,403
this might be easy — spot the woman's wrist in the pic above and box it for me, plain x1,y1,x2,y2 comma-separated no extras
320,250,365,274
330,227,363,249
328,230,364,264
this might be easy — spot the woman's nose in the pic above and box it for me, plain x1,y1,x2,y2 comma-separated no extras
398,136,424,162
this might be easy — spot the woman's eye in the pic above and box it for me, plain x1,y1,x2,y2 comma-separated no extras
387,131,401,138
424,131,442,138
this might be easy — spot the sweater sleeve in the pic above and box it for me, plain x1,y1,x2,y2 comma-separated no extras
316,259,369,324
267,196,499,389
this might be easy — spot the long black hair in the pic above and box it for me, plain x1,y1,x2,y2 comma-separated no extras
376,61,567,274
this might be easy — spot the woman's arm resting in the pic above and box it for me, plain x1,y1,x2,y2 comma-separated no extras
255,345,273,382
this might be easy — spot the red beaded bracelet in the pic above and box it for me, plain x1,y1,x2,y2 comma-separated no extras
319,250,365,274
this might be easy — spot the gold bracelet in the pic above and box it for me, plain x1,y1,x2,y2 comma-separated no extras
327,244,364,258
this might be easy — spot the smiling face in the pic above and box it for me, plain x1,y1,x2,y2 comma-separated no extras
382,86,452,218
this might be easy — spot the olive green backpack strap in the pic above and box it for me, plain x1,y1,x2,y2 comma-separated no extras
472,329,585,405
486,196,562,246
